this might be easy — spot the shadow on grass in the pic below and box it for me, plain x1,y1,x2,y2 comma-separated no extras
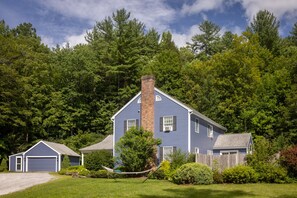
139,187,256,198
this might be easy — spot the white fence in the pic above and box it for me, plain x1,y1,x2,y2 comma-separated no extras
195,153,247,171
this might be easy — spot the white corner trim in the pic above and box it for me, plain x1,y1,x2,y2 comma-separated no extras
8,156,11,171
188,111,193,153
111,92,141,120
112,118,115,157
26,156,58,172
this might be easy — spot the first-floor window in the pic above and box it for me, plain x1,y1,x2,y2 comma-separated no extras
195,147,199,154
163,146,173,161
220,151,238,155
207,124,213,138
16,156,22,171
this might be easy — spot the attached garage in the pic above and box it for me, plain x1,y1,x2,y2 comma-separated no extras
9,140,80,172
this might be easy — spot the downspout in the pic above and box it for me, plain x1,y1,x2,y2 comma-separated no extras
188,111,193,153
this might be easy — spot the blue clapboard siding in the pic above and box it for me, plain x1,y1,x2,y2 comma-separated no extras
9,153,23,172
26,142,58,156
190,114,225,154
154,90,189,153
27,157,56,172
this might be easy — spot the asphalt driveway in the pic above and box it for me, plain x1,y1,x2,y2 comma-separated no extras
0,173,55,196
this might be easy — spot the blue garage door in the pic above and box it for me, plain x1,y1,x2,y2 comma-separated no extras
27,157,56,172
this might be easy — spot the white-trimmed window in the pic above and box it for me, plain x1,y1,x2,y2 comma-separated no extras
163,116,173,131
127,119,136,131
220,151,238,155
155,95,162,101
16,156,22,171
195,118,199,133
207,150,213,155
195,147,200,154
163,146,173,161
207,124,213,138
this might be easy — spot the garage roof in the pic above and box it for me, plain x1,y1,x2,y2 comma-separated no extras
43,141,80,157
80,135,113,153
213,133,252,149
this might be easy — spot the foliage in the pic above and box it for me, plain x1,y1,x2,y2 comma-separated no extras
222,165,258,184
0,158,8,172
84,150,114,171
280,145,297,177
253,163,288,183
59,166,90,177
151,160,171,180
172,163,213,185
61,155,70,169
89,170,109,178
169,149,189,171
212,160,223,184
116,127,161,172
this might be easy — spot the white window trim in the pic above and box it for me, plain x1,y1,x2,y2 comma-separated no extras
195,147,199,154
220,150,239,155
195,118,199,133
163,116,173,131
16,156,22,172
127,119,136,131
163,146,173,161
207,124,213,138
155,95,162,101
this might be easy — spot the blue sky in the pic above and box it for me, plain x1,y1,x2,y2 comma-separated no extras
1,0,297,48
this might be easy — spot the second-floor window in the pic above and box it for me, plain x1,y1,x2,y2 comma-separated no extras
207,124,213,138
160,116,176,132
124,119,139,132
195,118,199,133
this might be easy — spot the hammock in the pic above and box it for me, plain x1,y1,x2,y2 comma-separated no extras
102,165,158,175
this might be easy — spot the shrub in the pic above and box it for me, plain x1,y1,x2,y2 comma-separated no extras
151,160,171,180
84,150,114,171
58,168,67,175
280,145,297,178
172,163,213,185
254,163,288,183
61,155,70,169
90,170,109,178
116,127,161,172
59,166,90,177
169,149,188,170
213,170,223,184
222,165,258,184
0,158,8,172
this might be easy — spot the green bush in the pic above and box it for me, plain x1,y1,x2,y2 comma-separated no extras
222,165,258,184
90,170,109,178
280,145,297,178
169,149,188,170
172,163,213,185
58,168,67,175
151,160,171,180
0,158,8,172
213,170,223,184
84,150,114,171
254,163,288,183
61,155,70,169
59,166,90,177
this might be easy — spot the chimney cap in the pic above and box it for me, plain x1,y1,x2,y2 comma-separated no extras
141,75,155,81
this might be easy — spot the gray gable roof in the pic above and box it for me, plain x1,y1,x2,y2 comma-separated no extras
43,141,80,157
79,135,113,153
213,133,252,149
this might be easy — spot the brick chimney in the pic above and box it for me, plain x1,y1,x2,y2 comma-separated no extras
141,75,155,132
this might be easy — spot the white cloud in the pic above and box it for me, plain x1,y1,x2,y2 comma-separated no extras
181,0,225,15
35,0,176,32
239,0,297,22
40,35,55,48
221,25,244,36
62,30,88,47
172,25,202,48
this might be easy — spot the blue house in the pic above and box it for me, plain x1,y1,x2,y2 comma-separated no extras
9,140,80,172
112,75,252,162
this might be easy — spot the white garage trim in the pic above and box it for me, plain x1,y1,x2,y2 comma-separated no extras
26,156,57,172
15,156,22,172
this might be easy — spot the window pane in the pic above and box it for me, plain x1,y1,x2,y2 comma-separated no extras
195,119,199,133
163,147,173,161
17,158,21,163
163,116,173,131
207,125,213,138
127,119,136,131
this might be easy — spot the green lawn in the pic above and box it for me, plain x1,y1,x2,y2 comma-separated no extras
1,176,297,198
